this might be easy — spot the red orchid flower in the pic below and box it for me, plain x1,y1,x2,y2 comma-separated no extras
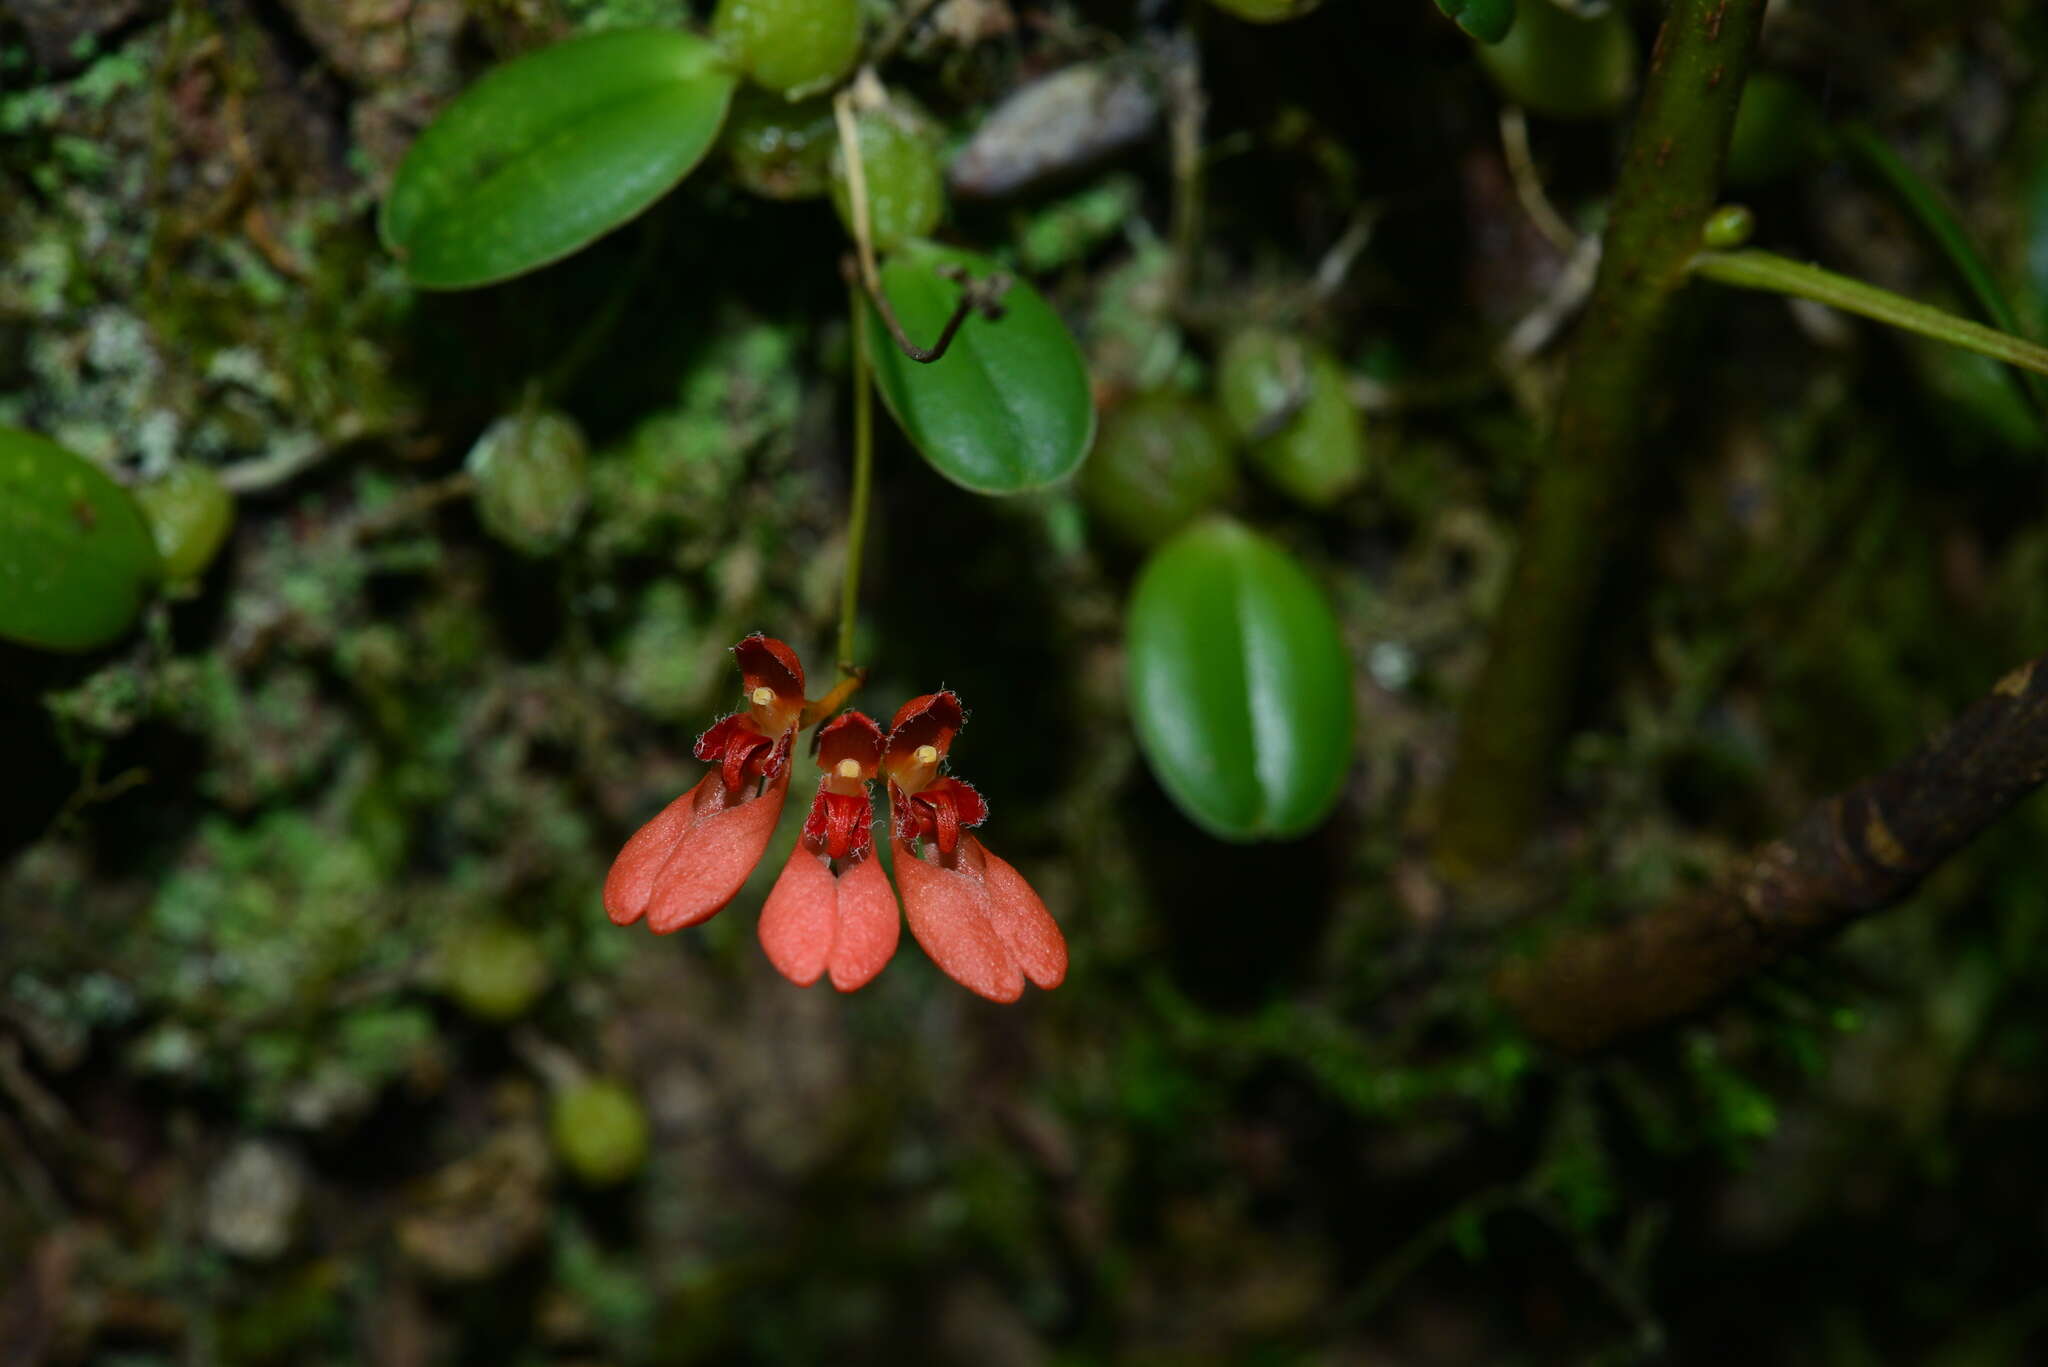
604,635,809,934
757,710,901,991
883,691,1067,1003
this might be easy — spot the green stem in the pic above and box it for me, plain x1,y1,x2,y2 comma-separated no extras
1689,249,2048,378
1433,0,1770,875
839,280,876,678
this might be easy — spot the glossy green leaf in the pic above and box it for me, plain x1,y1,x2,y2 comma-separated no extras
0,428,161,652
380,28,737,290
1127,519,1354,841
865,241,1095,495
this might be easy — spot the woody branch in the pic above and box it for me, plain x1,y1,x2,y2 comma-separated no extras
1495,649,2048,1052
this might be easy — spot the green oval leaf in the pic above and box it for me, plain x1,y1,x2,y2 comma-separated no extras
865,241,1095,494
380,28,737,290
1127,519,1353,841
0,428,161,652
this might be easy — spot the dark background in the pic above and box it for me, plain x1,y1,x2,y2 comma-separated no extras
4,0,2048,1361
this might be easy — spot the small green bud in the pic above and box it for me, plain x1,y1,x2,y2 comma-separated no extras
1702,204,1756,250
466,410,589,557
137,464,235,582
550,1080,650,1186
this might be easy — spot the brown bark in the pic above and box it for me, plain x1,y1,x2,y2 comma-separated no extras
1496,651,2048,1052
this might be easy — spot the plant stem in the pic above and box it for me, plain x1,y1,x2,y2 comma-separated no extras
833,83,1009,365
1432,0,1769,876
1496,649,2048,1052
1689,249,2048,378
839,278,876,679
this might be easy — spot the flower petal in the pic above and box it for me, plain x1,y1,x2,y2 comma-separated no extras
828,853,901,992
884,691,965,765
974,838,1067,989
893,838,1024,1003
816,710,885,773
644,771,791,933
604,777,708,926
734,634,805,706
759,842,836,986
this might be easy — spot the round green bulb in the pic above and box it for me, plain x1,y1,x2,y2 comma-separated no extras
829,109,945,252
1217,330,1368,509
551,1080,651,1187
1081,393,1240,548
466,410,590,557
724,90,836,200
1475,0,1637,123
441,922,551,1023
713,0,861,98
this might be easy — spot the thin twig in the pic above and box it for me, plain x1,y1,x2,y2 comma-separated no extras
348,471,477,542
1499,105,1580,256
839,256,1013,364
832,84,1011,365
834,84,885,306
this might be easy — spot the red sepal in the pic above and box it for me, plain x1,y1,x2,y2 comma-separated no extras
816,710,884,775
892,834,1065,1002
734,634,805,708
604,768,792,933
884,691,965,766
758,842,901,992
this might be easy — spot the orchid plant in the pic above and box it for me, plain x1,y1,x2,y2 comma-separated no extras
604,635,1066,1003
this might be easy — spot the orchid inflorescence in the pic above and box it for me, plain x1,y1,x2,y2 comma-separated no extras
603,635,1066,1002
